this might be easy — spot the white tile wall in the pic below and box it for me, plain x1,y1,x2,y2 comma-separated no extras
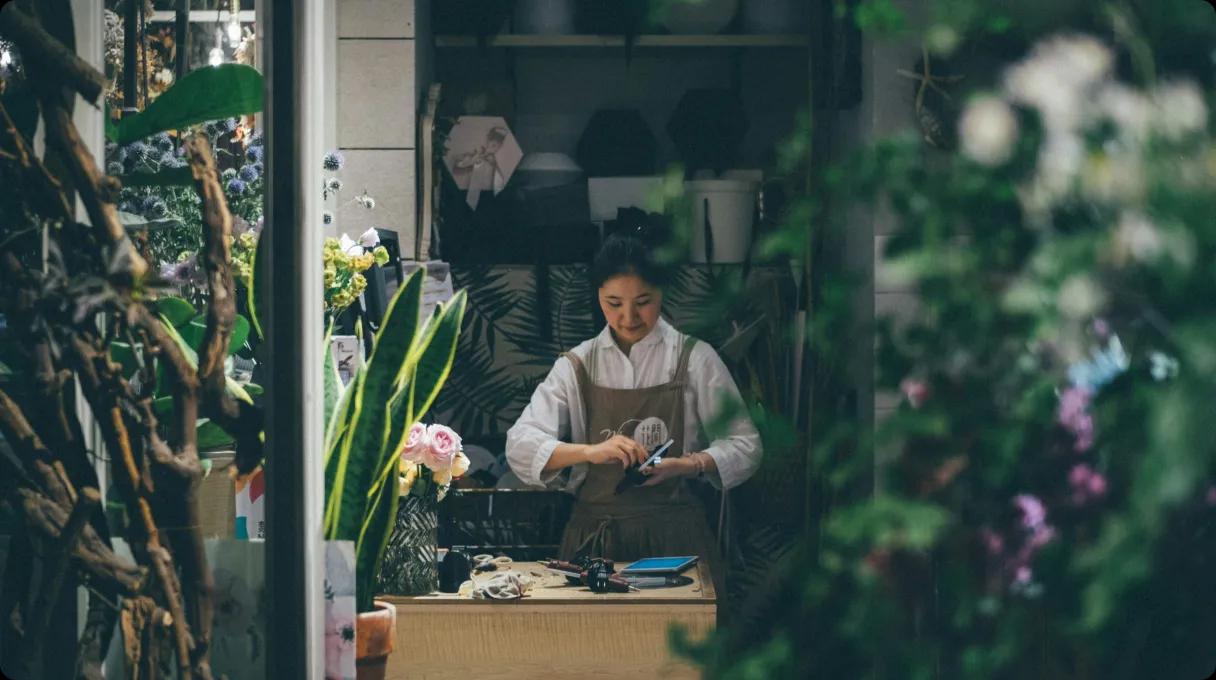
337,39,417,149
338,0,415,39
326,149,417,255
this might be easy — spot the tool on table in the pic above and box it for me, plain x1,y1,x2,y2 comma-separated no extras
621,574,695,589
582,559,637,593
614,438,675,495
472,553,513,573
542,557,614,585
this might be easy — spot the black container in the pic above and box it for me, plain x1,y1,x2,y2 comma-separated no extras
438,550,473,592
576,109,658,177
438,489,575,561
667,88,749,176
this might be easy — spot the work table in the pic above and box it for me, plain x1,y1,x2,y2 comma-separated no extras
380,561,716,679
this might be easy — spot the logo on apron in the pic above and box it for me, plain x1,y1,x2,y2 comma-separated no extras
600,416,670,451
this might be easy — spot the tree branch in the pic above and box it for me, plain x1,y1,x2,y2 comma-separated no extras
0,4,108,105
185,134,235,408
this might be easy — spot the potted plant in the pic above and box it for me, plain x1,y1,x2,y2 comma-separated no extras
322,267,468,679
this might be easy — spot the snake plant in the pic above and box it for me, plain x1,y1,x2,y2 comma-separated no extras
322,268,467,612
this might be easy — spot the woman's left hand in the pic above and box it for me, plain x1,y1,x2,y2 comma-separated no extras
640,456,695,486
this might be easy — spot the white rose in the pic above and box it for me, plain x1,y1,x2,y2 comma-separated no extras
358,227,380,249
959,96,1019,166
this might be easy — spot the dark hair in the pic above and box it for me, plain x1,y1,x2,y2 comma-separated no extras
590,234,672,290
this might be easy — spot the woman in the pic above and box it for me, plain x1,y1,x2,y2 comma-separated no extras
506,235,762,586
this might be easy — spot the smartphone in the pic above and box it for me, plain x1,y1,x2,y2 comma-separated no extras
614,438,675,494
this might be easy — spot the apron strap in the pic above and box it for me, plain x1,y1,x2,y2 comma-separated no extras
673,335,698,384
563,350,593,404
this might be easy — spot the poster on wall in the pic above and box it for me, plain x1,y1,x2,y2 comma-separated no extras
442,116,523,210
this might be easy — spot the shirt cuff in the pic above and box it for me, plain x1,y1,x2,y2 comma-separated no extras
531,439,563,487
702,446,728,490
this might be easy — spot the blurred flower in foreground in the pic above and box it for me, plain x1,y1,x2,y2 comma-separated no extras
959,96,1019,166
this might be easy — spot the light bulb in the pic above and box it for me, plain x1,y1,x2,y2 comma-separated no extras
0,50,11,68
226,17,242,44
209,47,223,67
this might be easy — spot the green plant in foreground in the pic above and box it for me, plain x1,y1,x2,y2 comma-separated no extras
322,268,468,613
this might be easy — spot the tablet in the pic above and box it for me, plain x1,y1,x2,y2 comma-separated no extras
620,556,699,575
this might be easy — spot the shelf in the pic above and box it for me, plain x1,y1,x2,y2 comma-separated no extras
434,34,810,48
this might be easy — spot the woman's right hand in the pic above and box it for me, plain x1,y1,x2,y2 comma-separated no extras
584,436,648,467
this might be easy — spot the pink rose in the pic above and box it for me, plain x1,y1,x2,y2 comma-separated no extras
900,378,930,409
399,423,429,464
425,424,461,472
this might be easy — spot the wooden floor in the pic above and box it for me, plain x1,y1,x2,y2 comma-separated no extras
381,562,716,679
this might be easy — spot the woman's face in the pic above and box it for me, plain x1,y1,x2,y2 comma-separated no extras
598,273,662,348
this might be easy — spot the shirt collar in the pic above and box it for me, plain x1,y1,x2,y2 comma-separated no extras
596,317,674,351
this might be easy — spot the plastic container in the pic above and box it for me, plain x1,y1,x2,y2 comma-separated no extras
660,0,739,34
741,0,811,34
514,0,576,34
686,179,758,263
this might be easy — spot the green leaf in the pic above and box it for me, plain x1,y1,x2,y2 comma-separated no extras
114,64,264,144
109,341,139,378
355,473,399,613
116,167,195,187
323,338,343,437
180,313,251,355
243,383,264,397
406,287,466,430
158,315,254,405
197,418,236,449
157,297,197,328
248,230,267,341
324,270,425,541
105,115,118,142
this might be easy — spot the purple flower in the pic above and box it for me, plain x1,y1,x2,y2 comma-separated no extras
1014,565,1032,584
239,164,260,182
1014,494,1047,530
246,145,264,163
227,178,247,195
1068,463,1108,505
323,151,344,171
1058,386,1095,452
979,528,1004,556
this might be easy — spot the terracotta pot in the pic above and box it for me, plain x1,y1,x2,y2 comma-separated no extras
355,600,397,680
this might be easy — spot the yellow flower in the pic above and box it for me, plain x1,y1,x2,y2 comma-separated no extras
451,450,470,479
398,461,419,496
373,245,389,266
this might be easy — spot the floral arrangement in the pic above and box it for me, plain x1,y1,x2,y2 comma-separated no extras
322,229,389,314
397,423,470,502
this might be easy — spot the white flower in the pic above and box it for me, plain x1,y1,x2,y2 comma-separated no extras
1057,275,1106,320
338,233,361,256
1112,211,1162,264
1004,35,1112,132
154,68,174,86
1096,83,1152,141
357,192,376,210
358,227,380,249
959,96,1020,166
1080,150,1144,204
1020,132,1084,217
1149,351,1179,381
1150,81,1207,141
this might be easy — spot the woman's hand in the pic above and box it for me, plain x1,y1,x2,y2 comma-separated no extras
640,456,696,485
584,435,649,467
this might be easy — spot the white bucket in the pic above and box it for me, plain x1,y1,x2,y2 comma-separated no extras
687,179,757,263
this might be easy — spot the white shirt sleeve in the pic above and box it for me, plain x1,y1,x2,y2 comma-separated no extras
505,356,578,488
688,342,762,491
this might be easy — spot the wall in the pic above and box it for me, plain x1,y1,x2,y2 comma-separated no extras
334,0,418,253
844,1,928,487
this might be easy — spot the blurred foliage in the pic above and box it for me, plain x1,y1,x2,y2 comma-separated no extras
673,1,1216,678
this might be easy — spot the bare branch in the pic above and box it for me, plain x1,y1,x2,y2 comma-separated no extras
0,5,108,104
185,135,235,405
25,486,101,665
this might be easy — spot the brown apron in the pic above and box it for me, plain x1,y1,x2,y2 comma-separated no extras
557,335,722,589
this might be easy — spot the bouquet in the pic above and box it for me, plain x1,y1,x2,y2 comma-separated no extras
398,423,470,502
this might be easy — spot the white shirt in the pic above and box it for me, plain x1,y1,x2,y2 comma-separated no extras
505,317,762,493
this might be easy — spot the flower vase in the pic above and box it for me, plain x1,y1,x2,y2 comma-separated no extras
376,491,439,596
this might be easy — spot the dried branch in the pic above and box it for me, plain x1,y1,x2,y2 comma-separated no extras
38,101,148,283
0,99,73,221
0,4,108,105
185,135,235,409
24,486,101,667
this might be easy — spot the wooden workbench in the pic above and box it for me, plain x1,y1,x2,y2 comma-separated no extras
380,561,716,679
